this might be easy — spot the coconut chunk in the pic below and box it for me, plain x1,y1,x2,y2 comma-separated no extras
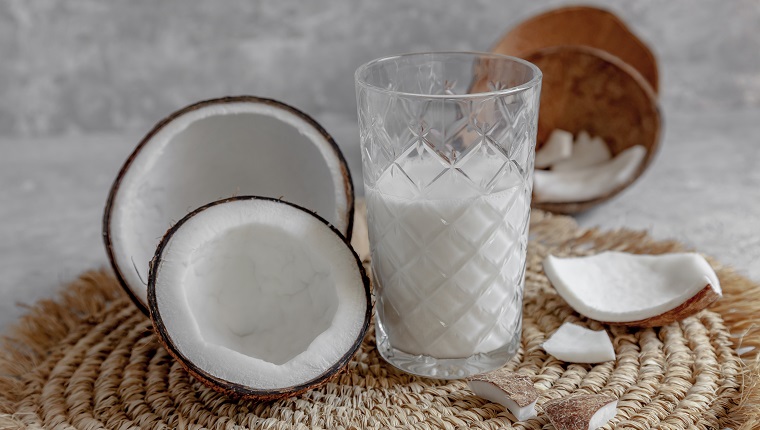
552,135,612,171
543,394,617,430
350,200,370,262
467,371,538,421
543,252,722,327
535,129,573,168
542,322,615,363
533,145,645,203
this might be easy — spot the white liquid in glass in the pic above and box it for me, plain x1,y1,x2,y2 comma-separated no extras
366,156,529,359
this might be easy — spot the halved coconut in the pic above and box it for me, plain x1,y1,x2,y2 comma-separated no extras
148,196,370,400
104,96,354,313
543,252,722,327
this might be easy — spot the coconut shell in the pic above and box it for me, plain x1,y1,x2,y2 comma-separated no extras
147,196,372,401
601,284,721,328
543,394,617,430
525,46,661,214
491,5,658,93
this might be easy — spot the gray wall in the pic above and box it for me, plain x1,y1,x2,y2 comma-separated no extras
1,0,758,139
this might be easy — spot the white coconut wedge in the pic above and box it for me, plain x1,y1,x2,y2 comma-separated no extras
104,96,354,313
542,322,615,363
148,196,370,400
535,129,573,169
543,252,722,327
552,135,612,171
467,371,539,421
533,145,646,203
543,394,617,430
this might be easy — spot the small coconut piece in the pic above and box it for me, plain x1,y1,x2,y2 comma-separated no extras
148,196,371,400
543,252,722,327
543,394,618,430
552,135,612,171
350,200,370,262
533,145,646,203
535,129,573,168
542,322,615,363
736,346,756,356
467,371,538,421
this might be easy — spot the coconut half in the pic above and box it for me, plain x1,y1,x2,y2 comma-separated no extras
543,252,722,327
148,196,370,400
104,96,354,313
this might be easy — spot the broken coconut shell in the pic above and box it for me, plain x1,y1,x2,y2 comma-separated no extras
104,96,354,314
491,5,659,93
543,394,618,430
524,46,661,214
148,196,371,400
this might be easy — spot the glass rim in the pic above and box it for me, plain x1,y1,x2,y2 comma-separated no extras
354,51,542,100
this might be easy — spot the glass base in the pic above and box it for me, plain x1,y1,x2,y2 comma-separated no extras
375,318,521,379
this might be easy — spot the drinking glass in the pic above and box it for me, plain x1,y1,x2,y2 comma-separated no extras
355,52,541,378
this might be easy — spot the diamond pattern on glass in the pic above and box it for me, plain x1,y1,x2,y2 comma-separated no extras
359,74,540,359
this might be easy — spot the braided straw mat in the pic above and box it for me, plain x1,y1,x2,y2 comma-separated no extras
1,208,759,429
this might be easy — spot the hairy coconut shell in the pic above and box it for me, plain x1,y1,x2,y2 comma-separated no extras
491,5,658,93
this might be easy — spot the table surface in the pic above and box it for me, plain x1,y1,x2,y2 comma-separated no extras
1,108,759,334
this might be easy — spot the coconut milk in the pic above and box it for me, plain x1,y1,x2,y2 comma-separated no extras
366,157,529,359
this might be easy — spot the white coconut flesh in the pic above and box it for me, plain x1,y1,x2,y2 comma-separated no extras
150,198,367,391
109,99,351,308
533,145,646,203
542,322,615,363
543,252,721,323
588,401,618,429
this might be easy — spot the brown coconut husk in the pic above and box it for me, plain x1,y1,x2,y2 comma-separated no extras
491,5,659,93
525,46,661,214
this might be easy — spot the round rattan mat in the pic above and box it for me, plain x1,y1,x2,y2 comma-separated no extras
1,210,759,429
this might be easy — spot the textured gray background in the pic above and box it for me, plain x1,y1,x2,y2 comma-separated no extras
1,0,759,332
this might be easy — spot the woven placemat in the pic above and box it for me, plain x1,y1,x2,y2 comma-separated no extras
1,209,759,429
